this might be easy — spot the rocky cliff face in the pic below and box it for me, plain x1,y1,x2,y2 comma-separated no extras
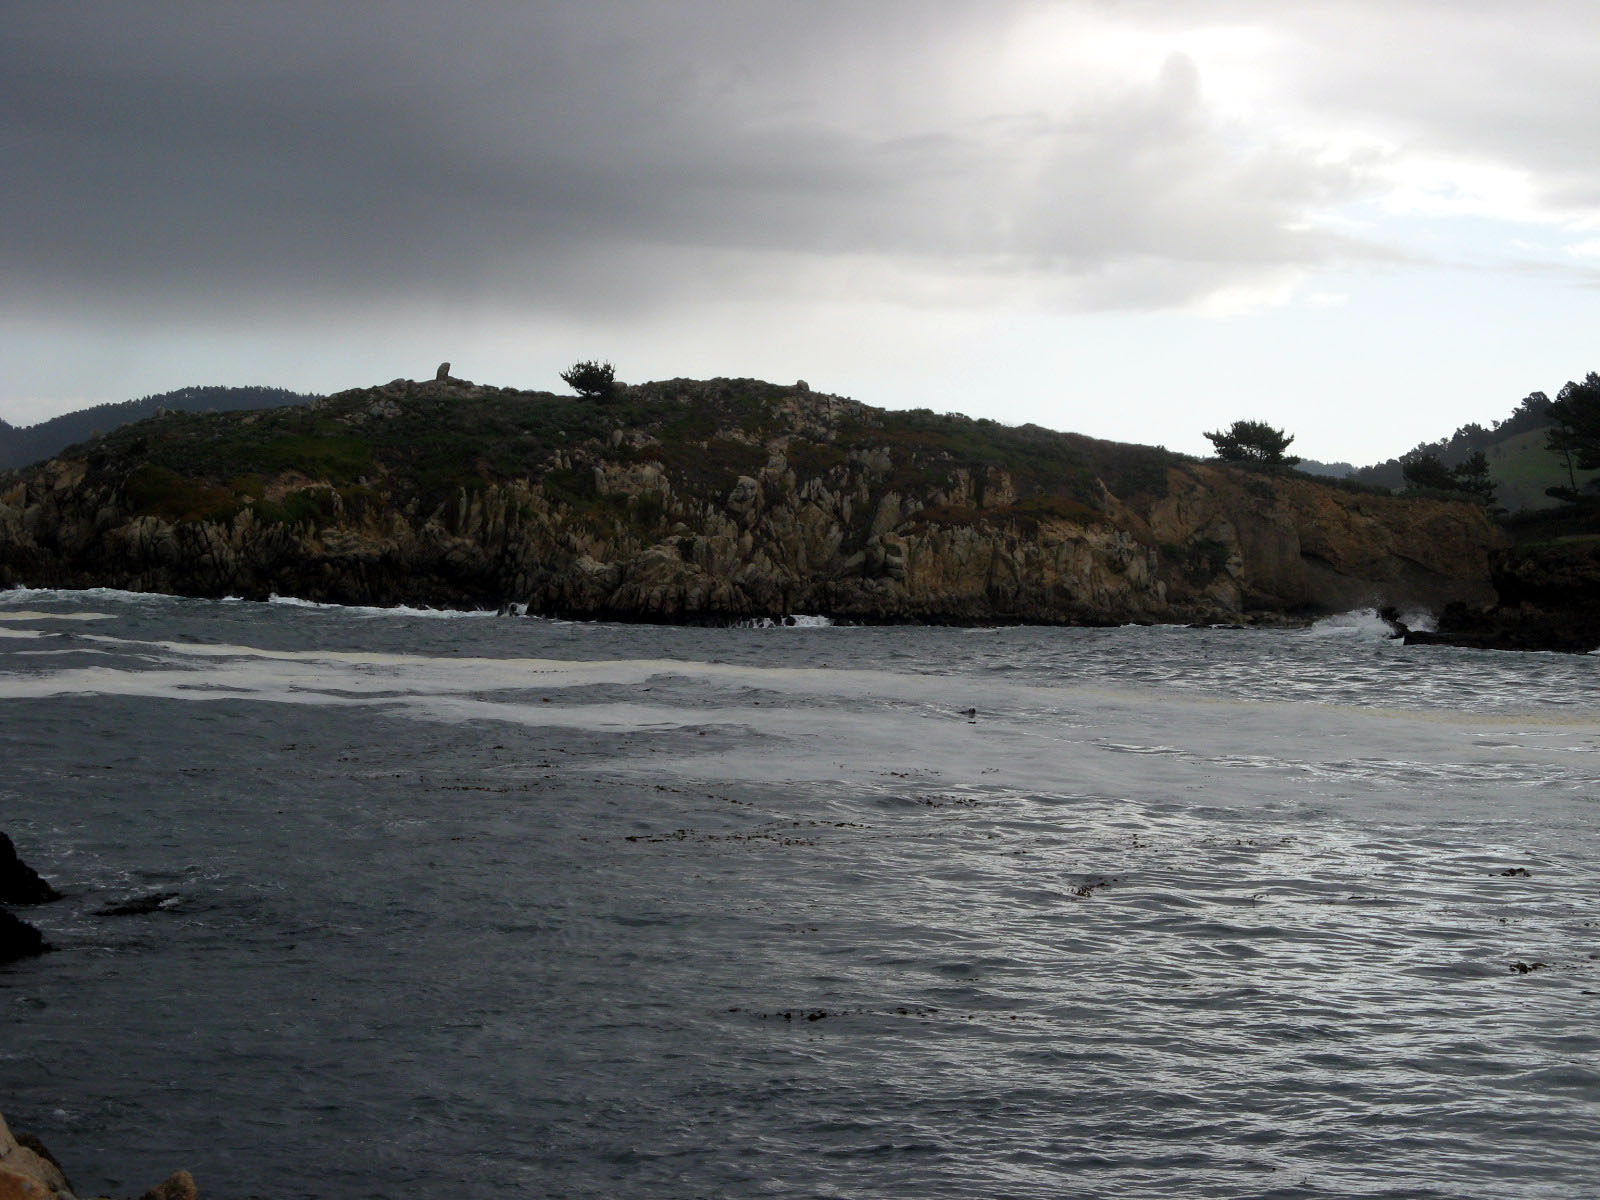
0,376,1502,624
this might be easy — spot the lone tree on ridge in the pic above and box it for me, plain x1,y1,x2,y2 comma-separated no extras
560,359,619,400
1203,419,1300,466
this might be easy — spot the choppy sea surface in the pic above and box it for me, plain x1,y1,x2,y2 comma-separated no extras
1,589,1597,1200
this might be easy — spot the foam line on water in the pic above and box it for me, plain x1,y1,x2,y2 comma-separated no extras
266,594,500,619
0,610,115,622
4,631,1593,819
9,628,1600,731
0,585,193,605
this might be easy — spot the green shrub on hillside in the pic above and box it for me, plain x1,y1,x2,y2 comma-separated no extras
124,465,239,523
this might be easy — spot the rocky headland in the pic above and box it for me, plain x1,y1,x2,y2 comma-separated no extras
0,374,1503,625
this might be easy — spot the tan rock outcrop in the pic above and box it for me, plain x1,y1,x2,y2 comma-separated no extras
0,1114,72,1200
0,1113,199,1200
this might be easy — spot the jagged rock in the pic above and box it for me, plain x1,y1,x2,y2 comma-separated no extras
435,361,450,381
0,835,60,905
0,1114,72,1199
0,911,51,963
725,475,761,516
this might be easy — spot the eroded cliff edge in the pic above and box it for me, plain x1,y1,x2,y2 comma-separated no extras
0,376,1502,624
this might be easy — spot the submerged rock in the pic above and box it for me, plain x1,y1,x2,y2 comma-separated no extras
137,1171,199,1200
94,892,181,917
0,834,61,905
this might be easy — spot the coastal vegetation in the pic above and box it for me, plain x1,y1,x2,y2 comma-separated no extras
1544,371,1600,502
1202,420,1299,466
559,359,619,400
1341,382,1599,510
1400,450,1498,508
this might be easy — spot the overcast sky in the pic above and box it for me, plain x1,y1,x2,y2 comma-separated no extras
5,1,1599,462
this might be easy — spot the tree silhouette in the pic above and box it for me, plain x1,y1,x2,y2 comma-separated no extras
1545,372,1600,499
1401,451,1458,491
1203,420,1299,466
1404,450,1497,506
560,360,618,400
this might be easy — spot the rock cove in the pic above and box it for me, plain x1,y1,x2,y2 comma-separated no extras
0,375,1501,625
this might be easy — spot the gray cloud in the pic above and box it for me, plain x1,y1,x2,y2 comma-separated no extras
2,0,1408,320
5,0,1598,344
1138,1,1600,215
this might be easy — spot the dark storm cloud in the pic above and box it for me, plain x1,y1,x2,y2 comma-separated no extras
16,0,1594,321
4,0,1399,318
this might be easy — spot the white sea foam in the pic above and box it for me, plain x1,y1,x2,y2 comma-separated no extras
1308,607,1403,637
0,585,179,605
1308,606,1440,635
267,594,498,619
1400,608,1438,632
4,627,1592,824
0,610,115,622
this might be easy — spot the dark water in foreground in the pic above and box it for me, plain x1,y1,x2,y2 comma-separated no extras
1,590,1597,1199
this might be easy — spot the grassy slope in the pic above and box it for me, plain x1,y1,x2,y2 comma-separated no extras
1484,427,1600,511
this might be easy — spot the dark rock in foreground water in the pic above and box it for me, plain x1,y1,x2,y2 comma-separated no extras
95,892,182,917
0,909,50,962
0,833,61,905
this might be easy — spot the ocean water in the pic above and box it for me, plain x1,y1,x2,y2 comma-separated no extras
1,589,1597,1200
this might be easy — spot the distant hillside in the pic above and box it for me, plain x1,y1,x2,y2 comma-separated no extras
0,385,317,471
1295,459,1357,480
1347,389,1570,508
1483,426,1600,511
